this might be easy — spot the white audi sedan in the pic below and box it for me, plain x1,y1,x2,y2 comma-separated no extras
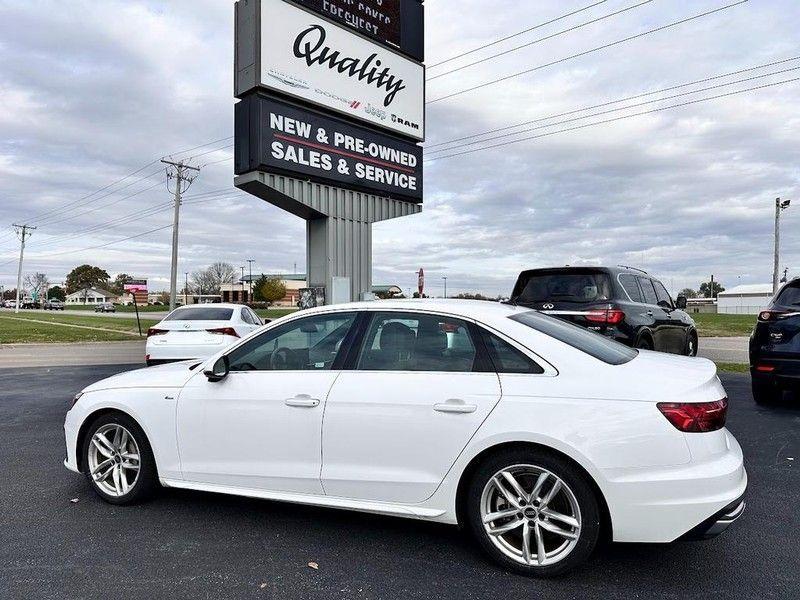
145,303,264,366
64,300,746,576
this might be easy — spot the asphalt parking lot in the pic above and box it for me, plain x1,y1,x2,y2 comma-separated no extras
1,365,798,599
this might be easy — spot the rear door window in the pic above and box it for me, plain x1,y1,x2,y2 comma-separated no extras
619,274,643,303
481,331,544,374
637,277,659,305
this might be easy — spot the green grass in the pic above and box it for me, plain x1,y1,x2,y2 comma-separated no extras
715,362,750,374
0,316,146,344
0,312,158,339
692,313,756,338
64,304,168,313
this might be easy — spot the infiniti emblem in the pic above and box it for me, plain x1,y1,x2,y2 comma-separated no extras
542,304,554,310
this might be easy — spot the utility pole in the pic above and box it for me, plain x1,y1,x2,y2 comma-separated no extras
442,276,448,299
184,272,189,306
12,224,36,314
240,266,246,303
774,198,791,294
162,159,200,311
247,259,255,302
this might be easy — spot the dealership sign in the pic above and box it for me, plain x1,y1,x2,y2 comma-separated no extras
123,279,148,293
238,0,425,141
236,94,422,201
291,0,424,61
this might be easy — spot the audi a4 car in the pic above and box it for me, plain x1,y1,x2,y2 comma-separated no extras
510,266,698,356
750,278,800,404
64,300,745,577
145,303,264,366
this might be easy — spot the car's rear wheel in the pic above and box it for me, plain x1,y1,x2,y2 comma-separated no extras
465,448,600,577
82,413,158,504
752,378,783,406
686,331,699,357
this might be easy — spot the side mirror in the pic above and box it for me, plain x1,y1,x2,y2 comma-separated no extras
204,355,230,382
675,295,688,310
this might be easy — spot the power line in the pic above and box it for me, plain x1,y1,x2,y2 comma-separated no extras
427,0,653,81
428,0,609,69
425,65,800,156
424,76,799,162
425,55,800,150
427,0,750,104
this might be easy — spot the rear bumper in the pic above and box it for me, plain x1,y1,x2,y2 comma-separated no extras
750,356,800,387
602,430,747,543
680,496,746,540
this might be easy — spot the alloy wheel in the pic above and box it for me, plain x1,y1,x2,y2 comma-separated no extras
480,464,582,567
87,424,141,497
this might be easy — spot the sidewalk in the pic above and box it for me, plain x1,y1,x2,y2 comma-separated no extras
0,341,146,369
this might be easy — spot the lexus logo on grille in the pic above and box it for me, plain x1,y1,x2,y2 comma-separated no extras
542,304,554,310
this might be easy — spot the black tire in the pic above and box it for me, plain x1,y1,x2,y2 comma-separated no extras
752,378,783,406
636,335,653,351
81,412,159,505
686,331,699,357
465,448,601,577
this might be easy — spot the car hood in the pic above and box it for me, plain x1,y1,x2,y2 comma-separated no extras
82,360,203,393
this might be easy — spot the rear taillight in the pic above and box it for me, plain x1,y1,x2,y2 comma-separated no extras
585,308,625,325
759,310,793,321
147,328,168,337
207,327,240,337
657,398,728,433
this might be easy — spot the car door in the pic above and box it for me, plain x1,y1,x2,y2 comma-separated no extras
636,276,672,351
652,279,687,353
321,310,502,504
176,311,358,494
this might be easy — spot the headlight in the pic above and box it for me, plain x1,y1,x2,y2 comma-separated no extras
70,392,84,409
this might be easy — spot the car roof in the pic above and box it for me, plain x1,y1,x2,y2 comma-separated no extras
288,299,535,323
516,266,650,277
173,303,246,310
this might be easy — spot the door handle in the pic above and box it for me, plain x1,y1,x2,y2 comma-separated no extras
285,395,321,408
434,400,478,414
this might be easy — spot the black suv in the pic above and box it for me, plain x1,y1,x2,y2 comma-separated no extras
510,266,698,356
749,278,800,405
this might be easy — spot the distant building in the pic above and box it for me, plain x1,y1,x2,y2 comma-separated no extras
717,284,774,315
65,288,118,305
220,274,403,306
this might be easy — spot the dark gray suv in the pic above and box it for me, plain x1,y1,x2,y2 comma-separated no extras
510,266,698,356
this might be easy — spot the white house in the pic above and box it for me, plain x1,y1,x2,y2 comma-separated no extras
717,284,775,315
65,288,118,305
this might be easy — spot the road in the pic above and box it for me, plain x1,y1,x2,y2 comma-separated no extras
0,341,146,368
1,366,797,599
0,307,167,320
698,336,749,364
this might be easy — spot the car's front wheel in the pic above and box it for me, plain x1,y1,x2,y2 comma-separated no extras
82,413,158,504
466,448,600,577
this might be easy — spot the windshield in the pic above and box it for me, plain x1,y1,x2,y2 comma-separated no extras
510,311,638,365
514,271,613,304
776,283,800,306
165,307,234,321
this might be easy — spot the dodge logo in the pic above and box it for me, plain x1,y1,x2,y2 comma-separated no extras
542,304,554,310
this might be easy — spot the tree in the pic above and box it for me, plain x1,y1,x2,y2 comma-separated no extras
154,291,170,305
48,286,66,301
254,276,286,306
191,262,237,295
679,288,698,299
109,273,132,296
2,288,17,301
65,265,110,295
699,281,725,299
23,273,49,300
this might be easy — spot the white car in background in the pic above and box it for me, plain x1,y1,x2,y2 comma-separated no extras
65,300,746,576
145,303,264,366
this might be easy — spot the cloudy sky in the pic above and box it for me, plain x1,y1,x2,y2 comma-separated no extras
0,0,798,297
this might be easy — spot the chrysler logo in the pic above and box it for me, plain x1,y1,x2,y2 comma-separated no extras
542,304,554,310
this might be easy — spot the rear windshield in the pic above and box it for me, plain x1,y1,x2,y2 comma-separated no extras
510,311,638,365
165,307,234,321
776,283,800,306
514,271,613,304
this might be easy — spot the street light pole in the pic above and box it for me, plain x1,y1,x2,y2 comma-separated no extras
442,276,448,299
184,272,189,306
240,266,245,304
774,198,791,294
247,259,255,302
